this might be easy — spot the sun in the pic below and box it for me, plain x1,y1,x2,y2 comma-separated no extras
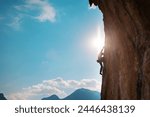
89,26,105,53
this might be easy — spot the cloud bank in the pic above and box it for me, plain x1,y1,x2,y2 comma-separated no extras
8,77,101,100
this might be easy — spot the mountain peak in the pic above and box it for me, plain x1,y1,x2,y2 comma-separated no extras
64,88,100,100
42,88,100,100
0,93,7,100
75,88,96,92
42,94,60,100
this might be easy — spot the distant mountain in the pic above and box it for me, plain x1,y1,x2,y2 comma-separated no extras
0,93,7,100
42,88,100,100
42,94,60,100
63,88,100,100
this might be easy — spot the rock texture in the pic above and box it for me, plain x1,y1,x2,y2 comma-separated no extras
92,0,150,99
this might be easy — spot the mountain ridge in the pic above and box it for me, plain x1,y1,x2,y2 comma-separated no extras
42,88,100,100
0,93,7,100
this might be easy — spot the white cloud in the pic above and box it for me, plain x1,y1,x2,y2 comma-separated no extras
15,0,56,22
8,77,101,100
14,5,33,11
7,16,22,30
35,4,56,22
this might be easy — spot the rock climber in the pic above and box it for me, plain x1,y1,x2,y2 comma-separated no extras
97,47,104,75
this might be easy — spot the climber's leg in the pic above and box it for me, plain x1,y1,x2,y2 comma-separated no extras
100,62,103,75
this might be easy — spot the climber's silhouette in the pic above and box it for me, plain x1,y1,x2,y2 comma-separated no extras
97,47,104,75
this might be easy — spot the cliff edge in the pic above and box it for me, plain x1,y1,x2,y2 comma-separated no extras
91,0,150,99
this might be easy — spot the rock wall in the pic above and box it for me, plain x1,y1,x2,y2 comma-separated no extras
92,0,150,99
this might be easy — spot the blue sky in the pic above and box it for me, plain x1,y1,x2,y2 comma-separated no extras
0,0,104,99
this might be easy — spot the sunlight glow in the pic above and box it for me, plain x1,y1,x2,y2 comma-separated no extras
88,26,105,53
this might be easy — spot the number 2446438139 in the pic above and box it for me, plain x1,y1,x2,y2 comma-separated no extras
78,105,135,114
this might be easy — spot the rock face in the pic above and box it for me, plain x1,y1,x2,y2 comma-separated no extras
92,0,150,99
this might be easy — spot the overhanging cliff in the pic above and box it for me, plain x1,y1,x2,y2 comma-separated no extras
91,0,150,99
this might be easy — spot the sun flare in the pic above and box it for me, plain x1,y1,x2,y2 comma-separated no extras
88,26,105,53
